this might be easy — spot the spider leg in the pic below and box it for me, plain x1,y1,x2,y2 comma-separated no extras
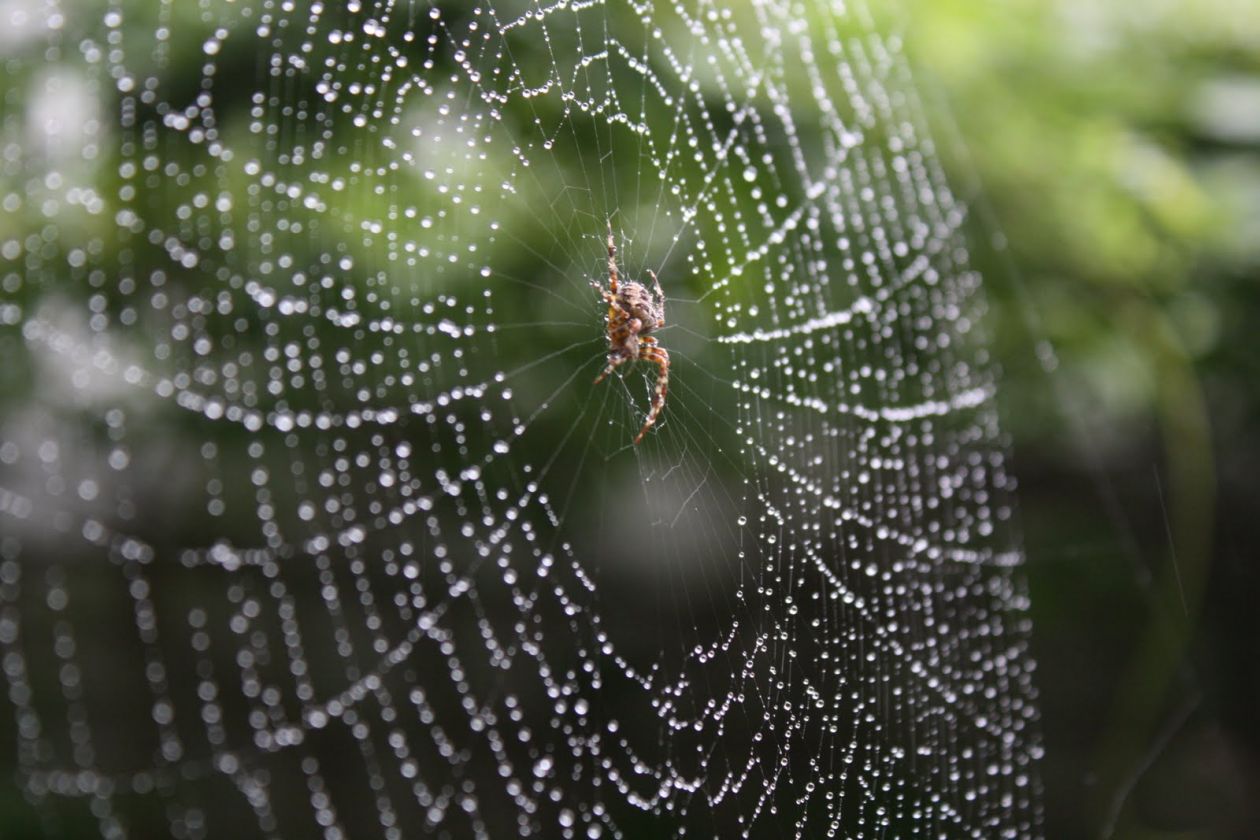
593,352,630,385
595,319,639,384
590,279,616,307
606,220,619,296
633,343,670,445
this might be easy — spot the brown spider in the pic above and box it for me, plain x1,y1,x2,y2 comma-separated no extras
592,222,669,444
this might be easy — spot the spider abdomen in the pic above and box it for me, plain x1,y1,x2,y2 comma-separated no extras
617,282,663,333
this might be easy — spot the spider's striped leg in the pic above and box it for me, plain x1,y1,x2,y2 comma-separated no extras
590,280,616,309
633,341,670,445
594,318,640,385
593,353,630,385
606,221,619,295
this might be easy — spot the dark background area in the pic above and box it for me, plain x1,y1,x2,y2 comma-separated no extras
902,0,1260,836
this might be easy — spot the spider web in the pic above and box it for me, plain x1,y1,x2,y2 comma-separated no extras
0,0,1042,837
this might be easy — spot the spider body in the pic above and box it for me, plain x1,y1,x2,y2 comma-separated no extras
593,223,670,444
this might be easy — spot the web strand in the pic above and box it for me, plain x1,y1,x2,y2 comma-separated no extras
0,0,1042,837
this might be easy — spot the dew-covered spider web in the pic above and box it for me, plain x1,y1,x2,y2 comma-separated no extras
0,0,1042,837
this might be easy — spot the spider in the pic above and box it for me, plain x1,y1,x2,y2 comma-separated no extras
592,222,670,444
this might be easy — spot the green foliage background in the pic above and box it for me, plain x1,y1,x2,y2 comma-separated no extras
903,0,1260,836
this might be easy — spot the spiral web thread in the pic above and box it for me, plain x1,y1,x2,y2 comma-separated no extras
0,0,1042,837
